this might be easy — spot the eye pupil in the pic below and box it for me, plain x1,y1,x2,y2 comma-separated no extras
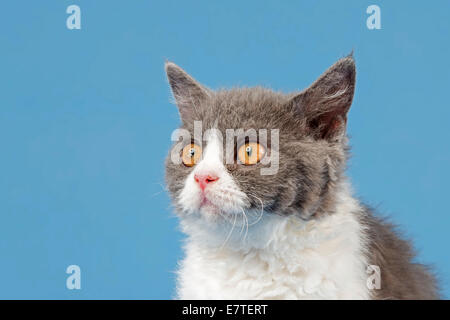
182,144,202,167
237,142,265,166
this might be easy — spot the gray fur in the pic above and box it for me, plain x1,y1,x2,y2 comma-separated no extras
164,56,440,299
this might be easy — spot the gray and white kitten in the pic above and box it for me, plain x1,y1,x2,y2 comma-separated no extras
164,56,439,299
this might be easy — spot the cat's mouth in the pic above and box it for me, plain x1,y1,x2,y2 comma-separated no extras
177,171,250,218
195,189,250,218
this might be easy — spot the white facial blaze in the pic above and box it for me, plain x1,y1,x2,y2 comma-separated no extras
178,131,249,218
195,129,224,177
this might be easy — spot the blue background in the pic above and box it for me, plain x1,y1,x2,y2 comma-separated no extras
1,0,449,299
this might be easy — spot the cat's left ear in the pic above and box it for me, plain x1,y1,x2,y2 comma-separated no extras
289,55,356,141
165,62,210,123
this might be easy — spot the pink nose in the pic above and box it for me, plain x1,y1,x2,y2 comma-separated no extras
194,174,219,190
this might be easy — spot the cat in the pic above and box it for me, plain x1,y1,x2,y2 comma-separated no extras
164,55,439,299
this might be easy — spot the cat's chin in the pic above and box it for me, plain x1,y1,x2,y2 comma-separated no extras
197,203,223,219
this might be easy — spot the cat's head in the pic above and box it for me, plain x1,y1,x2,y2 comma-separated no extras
164,56,356,245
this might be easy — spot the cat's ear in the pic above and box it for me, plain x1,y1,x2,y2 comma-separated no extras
165,62,210,123
290,55,356,141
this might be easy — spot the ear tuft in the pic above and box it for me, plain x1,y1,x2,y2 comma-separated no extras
165,62,210,123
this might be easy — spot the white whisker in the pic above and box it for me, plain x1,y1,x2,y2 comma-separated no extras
240,208,249,242
247,194,264,227
219,212,237,250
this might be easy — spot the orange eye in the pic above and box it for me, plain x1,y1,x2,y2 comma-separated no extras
237,142,265,165
181,143,202,167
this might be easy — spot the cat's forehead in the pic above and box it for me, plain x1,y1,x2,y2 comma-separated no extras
193,87,293,131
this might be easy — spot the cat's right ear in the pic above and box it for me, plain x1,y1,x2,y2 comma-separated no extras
165,62,210,123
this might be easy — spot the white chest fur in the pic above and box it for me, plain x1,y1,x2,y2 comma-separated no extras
176,187,371,300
